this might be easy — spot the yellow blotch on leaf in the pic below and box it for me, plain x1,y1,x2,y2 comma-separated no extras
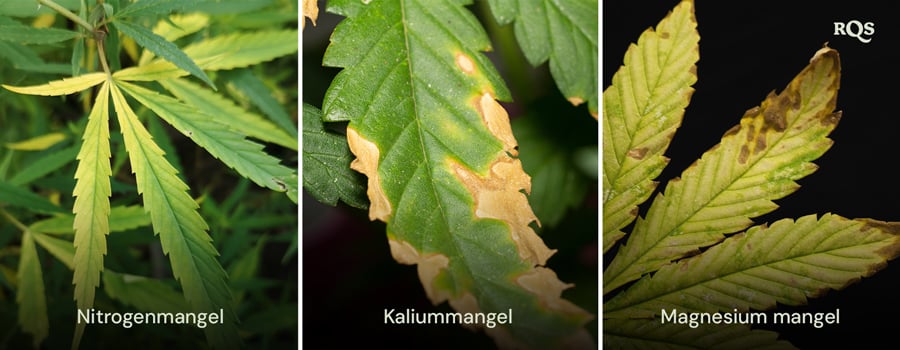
347,127,392,221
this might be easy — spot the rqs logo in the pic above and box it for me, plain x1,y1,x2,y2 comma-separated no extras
833,20,875,43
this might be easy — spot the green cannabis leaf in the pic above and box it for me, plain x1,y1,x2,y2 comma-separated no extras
603,0,900,347
322,0,592,348
301,103,367,209
485,0,598,115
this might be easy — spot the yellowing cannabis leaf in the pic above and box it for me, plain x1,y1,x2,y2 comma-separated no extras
606,214,900,318
602,0,698,254
604,47,841,294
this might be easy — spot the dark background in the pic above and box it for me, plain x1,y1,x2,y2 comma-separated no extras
604,1,900,349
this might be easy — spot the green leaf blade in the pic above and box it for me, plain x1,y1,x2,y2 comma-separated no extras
301,103,367,209
602,0,698,254
16,232,49,348
114,29,298,82
486,0,598,114
116,80,296,195
115,0,202,18
0,24,80,44
604,214,900,318
108,82,239,349
323,1,591,348
113,20,215,89
160,77,297,150
604,48,842,294
0,180,65,214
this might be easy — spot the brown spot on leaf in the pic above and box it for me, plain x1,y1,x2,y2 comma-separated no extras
823,111,842,126
451,158,554,265
754,135,767,154
738,145,750,164
388,238,452,304
456,53,476,75
723,124,741,137
761,91,788,132
567,96,585,106
742,106,760,119
660,32,670,39
347,127,392,221
474,93,518,156
626,147,649,160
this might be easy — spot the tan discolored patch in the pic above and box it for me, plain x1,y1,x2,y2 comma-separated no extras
449,293,531,349
474,93,519,156
388,238,453,304
517,267,594,319
456,53,476,75
451,158,555,265
567,96,585,106
302,0,318,29
346,127,392,221
448,293,481,330
626,147,649,160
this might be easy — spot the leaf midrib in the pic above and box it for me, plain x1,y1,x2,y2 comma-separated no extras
604,66,834,293
111,83,213,309
605,216,881,314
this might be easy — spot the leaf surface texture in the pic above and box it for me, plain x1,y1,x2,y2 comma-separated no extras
322,0,592,348
601,0,698,254
604,48,842,293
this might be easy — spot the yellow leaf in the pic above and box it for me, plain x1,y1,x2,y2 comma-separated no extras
6,133,67,151
2,72,106,96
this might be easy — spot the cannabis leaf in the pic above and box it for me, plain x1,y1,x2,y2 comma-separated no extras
113,20,215,89
603,0,900,347
322,0,592,348
606,214,900,318
601,0,698,255
17,232,48,348
485,0,598,115
604,318,793,349
301,103,367,209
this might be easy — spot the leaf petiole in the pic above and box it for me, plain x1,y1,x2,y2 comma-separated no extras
35,0,94,32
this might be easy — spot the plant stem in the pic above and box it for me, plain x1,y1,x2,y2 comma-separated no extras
97,33,112,75
36,0,94,32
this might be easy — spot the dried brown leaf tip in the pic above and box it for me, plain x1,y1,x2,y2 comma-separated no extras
517,267,595,349
347,127,391,221
302,0,318,29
